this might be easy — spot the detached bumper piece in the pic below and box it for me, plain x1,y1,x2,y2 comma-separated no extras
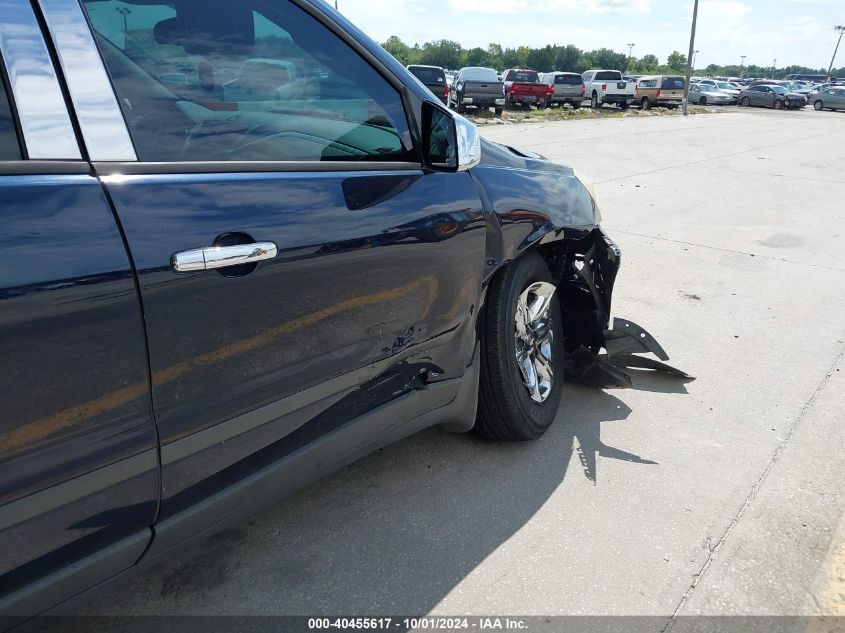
566,318,694,389
559,229,693,389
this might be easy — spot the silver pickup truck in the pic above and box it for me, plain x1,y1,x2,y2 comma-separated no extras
582,69,636,109
449,66,506,115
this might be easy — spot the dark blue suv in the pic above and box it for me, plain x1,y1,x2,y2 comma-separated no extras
0,0,621,623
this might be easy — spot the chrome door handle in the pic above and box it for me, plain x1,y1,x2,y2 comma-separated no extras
171,242,278,272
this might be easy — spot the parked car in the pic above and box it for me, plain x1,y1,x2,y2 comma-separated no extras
0,0,637,623
450,66,506,115
783,82,815,99
785,73,829,83
695,79,741,99
634,75,685,109
738,84,807,109
807,83,837,102
540,72,584,109
407,64,449,105
502,69,548,108
811,86,845,111
688,83,735,106
582,69,636,109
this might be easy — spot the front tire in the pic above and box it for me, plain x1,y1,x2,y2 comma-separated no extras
774,99,784,110
494,107,503,116
475,254,564,441
740,96,750,107
699,97,707,106
814,100,824,111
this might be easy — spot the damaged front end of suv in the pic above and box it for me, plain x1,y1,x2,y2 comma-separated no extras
473,138,692,388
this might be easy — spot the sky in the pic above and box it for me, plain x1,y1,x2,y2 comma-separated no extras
336,0,844,70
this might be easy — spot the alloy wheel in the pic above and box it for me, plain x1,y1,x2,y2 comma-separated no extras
514,282,557,404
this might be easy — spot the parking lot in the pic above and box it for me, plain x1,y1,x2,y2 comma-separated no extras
71,108,845,623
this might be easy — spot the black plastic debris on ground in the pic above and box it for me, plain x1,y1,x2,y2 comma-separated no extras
566,318,695,389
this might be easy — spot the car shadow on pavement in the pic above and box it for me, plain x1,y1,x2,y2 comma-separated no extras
627,368,693,395
62,384,661,627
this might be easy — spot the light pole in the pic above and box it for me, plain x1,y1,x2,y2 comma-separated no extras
693,50,699,73
627,43,635,70
683,0,699,116
772,58,777,79
828,26,845,81
115,6,131,31
740,55,746,79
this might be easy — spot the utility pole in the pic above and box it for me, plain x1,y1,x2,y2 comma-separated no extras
828,26,845,81
683,0,699,116
740,55,746,79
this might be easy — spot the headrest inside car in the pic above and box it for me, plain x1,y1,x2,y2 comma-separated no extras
153,1,254,55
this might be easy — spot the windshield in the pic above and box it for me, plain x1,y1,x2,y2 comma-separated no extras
509,70,539,82
717,82,734,89
460,67,499,82
771,86,788,94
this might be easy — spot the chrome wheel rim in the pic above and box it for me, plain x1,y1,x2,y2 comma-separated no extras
514,282,556,404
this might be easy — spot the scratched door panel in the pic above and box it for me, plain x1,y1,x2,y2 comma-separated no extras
102,170,485,517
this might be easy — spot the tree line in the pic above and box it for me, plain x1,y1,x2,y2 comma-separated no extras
380,36,843,79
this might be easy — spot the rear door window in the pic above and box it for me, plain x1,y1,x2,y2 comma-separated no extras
409,67,445,85
595,71,622,81
81,0,414,163
0,61,22,160
461,68,498,82
509,71,539,82
661,77,685,90
554,75,581,85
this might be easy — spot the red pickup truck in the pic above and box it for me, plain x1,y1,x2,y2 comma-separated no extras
502,69,549,108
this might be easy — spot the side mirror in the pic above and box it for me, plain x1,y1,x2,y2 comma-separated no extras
422,102,481,172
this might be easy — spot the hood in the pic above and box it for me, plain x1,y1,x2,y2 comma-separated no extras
471,138,601,231
477,138,574,176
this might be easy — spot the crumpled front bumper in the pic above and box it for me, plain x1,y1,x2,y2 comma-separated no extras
559,227,693,388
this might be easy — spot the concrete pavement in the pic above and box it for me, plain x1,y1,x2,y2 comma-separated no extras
73,108,845,623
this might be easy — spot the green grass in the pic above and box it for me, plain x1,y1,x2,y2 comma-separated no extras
467,104,713,124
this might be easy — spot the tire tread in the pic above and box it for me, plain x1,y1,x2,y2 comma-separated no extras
474,254,562,441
